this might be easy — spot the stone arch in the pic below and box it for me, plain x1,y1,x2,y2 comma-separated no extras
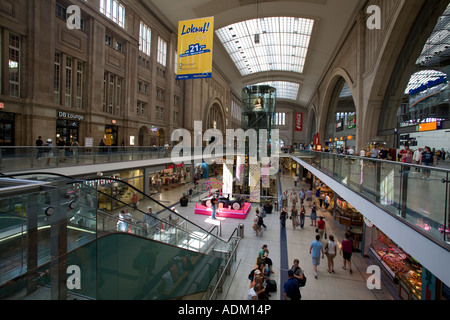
306,106,317,146
319,68,357,137
364,0,447,146
319,71,358,151
203,98,226,133
138,126,150,147
157,128,165,146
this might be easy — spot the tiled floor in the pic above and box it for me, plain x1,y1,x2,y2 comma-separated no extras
161,174,397,300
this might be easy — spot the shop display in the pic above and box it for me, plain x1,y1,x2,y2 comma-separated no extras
371,231,422,299
335,197,363,227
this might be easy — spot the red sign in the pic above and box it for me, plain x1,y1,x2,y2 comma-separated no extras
295,113,303,132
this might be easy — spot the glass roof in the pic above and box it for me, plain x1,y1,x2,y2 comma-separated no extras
406,70,447,94
253,81,300,100
416,4,450,65
216,17,314,76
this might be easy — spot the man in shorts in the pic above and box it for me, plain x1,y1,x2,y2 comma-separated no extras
309,234,324,279
420,146,436,181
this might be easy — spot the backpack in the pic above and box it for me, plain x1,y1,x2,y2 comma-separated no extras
258,216,264,226
248,269,256,281
293,266,307,287
298,274,307,287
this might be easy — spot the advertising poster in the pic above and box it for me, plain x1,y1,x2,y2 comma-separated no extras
177,17,214,80
295,113,303,132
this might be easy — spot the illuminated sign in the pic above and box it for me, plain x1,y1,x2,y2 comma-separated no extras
418,122,442,132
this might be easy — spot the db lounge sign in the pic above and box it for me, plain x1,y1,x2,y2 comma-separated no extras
58,111,84,121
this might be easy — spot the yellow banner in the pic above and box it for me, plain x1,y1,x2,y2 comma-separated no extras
177,17,214,80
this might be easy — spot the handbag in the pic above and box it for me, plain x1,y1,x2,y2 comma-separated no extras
325,232,328,239
315,228,319,233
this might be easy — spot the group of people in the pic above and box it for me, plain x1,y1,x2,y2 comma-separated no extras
248,245,276,300
35,135,80,164
279,187,331,231
117,205,161,237
397,145,438,181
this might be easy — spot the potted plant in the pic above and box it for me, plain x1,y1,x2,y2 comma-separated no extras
180,193,189,207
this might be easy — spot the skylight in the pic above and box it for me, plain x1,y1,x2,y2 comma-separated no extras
254,81,300,100
405,70,447,94
416,4,450,65
216,17,314,76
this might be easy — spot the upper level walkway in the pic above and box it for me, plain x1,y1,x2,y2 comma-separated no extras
0,146,449,288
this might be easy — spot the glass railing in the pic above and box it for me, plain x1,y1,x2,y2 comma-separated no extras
0,146,220,173
0,173,241,300
293,150,450,247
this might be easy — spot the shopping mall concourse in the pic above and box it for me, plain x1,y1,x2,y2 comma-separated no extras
0,0,449,301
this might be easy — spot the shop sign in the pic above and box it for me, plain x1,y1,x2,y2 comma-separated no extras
58,111,84,121
295,113,303,132
364,216,374,227
336,120,343,132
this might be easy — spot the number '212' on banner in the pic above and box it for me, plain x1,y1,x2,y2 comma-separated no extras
176,17,214,80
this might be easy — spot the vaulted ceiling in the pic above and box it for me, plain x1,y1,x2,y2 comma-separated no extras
143,0,363,107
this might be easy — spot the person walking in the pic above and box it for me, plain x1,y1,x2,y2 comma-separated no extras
310,234,324,279
325,235,337,273
253,212,263,237
420,146,437,181
290,190,298,209
36,136,43,159
210,195,218,219
317,216,327,240
280,205,288,228
290,259,305,287
306,189,313,203
319,192,325,207
281,191,288,209
283,270,301,300
413,147,422,171
324,193,331,210
131,192,139,210
299,188,306,205
309,202,317,227
299,205,306,229
340,232,354,274
45,138,53,166
290,205,299,229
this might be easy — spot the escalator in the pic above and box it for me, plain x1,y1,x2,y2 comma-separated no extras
0,172,240,300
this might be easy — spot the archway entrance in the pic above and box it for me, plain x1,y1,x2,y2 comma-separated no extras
157,128,165,146
324,78,357,152
138,126,150,147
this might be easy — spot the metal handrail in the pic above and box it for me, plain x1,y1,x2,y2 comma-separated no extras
294,150,450,173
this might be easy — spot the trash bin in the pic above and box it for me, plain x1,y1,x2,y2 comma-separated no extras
238,223,244,238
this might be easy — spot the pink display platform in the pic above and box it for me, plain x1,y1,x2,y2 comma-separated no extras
195,202,252,220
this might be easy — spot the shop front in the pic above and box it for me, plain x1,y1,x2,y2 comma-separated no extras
149,163,188,194
81,169,144,212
